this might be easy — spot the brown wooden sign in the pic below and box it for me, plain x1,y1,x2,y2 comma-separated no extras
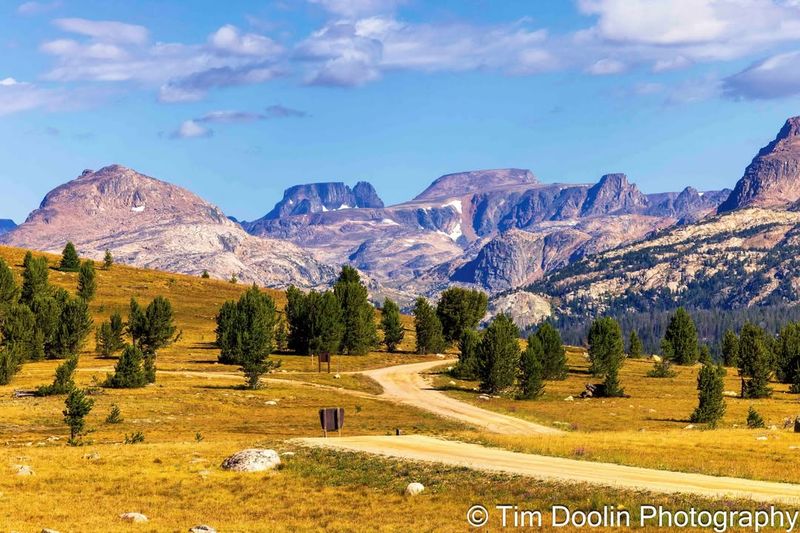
319,407,345,437
318,351,331,373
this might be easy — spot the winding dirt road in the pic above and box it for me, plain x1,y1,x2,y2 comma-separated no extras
298,435,800,505
362,359,561,435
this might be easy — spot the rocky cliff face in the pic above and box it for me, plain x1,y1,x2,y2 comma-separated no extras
260,181,384,220
0,219,16,236
1,165,334,288
718,116,800,212
580,174,648,216
413,168,538,201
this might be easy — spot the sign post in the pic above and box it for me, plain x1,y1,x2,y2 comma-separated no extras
318,351,331,373
318,407,345,438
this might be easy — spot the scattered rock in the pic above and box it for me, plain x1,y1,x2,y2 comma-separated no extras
41,529,61,533
650,355,662,363
722,391,738,397
477,394,491,401
435,353,445,359
756,436,768,441
14,465,33,476
198,469,211,478
264,401,278,406
405,482,425,496
46,436,61,442
563,396,574,402
333,374,341,379
281,452,295,457
221,449,281,472
83,452,101,461
683,425,695,430
448,381,456,386
189,526,217,533
769,425,778,431
119,512,148,523
12,389,35,398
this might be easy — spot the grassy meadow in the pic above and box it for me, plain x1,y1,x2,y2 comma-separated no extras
2,245,800,531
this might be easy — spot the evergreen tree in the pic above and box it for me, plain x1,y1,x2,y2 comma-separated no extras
235,286,278,389
721,329,740,367
0,258,19,316
53,296,93,359
588,316,625,397
104,344,147,388
201,270,210,279
1,303,35,361
285,286,308,354
535,322,567,380
103,249,113,270
663,307,699,364
477,314,521,394
306,290,344,356
747,406,765,429
138,297,177,382
454,329,482,380
36,355,79,396
63,387,93,444
0,347,19,385
738,322,773,399
413,297,446,355
334,266,377,355
698,344,713,365
77,260,97,302
436,287,488,345
274,315,288,352
518,335,545,400
380,298,405,352
127,298,146,346
60,242,81,272
215,300,240,363
95,312,125,358
20,252,49,306
30,294,61,360
690,364,726,427
628,330,643,358
776,322,800,384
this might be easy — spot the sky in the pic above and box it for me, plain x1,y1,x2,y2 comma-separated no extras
2,0,800,223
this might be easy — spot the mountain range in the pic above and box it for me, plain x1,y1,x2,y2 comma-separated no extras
3,116,800,327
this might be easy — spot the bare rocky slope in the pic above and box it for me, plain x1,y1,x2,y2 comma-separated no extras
0,219,15,236
1,165,335,288
244,169,729,299
521,115,800,324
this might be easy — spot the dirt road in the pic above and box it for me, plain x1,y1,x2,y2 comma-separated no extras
299,434,800,505
362,360,561,435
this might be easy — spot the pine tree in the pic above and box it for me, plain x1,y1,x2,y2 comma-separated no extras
690,364,726,427
285,286,308,354
0,258,19,316
436,287,488,345
201,270,210,279
747,406,765,429
60,242,81,272
776,322,800,384
77,260,96,302
36,355,79,396
588,316,625,397
334,266,377,355
628,330,643,358
31,294,61,360
53,296,93,359
477,314,521,394
738,322,773,399
455,329,482,380
104,344,147,388
663,307,699,365
95,322,115,358
1,303,35,363
721,329,740,367
698,344,712,365
235,286,278,389
0,347,19,385
20,252,49,306
103,249,113,270
215,300,240,363
380,298,405,353
105,404,123,424
63,387,93,444
535,322,567,380
138,297,177,382
518,335,545,400
127,298,146,346
274,315,288,352
306,290,344,356
413,297,446,355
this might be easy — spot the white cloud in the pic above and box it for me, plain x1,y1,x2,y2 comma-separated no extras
652,55,692,72
171,120,212,139
308,0,407,17
296,16,555,86
209,25,283,56
724,50,800,99
0,79,67,116
196,110,266,123
53,18,149,45
587,57,626,75
17,1,61,15
0,78,21,86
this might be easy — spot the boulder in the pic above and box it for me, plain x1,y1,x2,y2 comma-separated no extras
189,526,217,533
119,513,148,523
264,401,278,406
722,391,738,397
15,465,33,476
41,529,61,533
221,449,281,472
405,482,425,496
563,396,574,402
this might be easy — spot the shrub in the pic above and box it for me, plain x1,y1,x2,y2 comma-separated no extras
105,404,123,424
747,406,765,429
647,359,677,378
36,355,78,396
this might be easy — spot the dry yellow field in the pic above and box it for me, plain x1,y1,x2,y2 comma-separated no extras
2,245,800,531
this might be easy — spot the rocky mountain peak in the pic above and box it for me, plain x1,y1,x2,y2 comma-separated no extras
413,168,538,201
263,181,384,219
719,116,800,213
580,173,648,216
0,219,16,236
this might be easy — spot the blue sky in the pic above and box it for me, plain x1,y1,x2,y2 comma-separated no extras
2,0,800,222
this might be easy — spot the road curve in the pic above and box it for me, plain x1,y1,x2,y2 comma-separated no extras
362,359,561,435
299,435,800,505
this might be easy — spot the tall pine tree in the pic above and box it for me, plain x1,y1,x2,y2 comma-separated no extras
518,335,545,400
588,316,625,397
535,322,567,380
477,314,521,394
60,242,80,272
663,307,699,365
380,298,405,353
413,297,446,355
690,364,726,427
334,266,377,355
436,287,488,345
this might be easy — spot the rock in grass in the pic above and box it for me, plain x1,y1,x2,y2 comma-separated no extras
189,526,217,533
41,529,61,533
120,512,148,523
221,449,281,472
14,465,33,476
405,482,425,496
